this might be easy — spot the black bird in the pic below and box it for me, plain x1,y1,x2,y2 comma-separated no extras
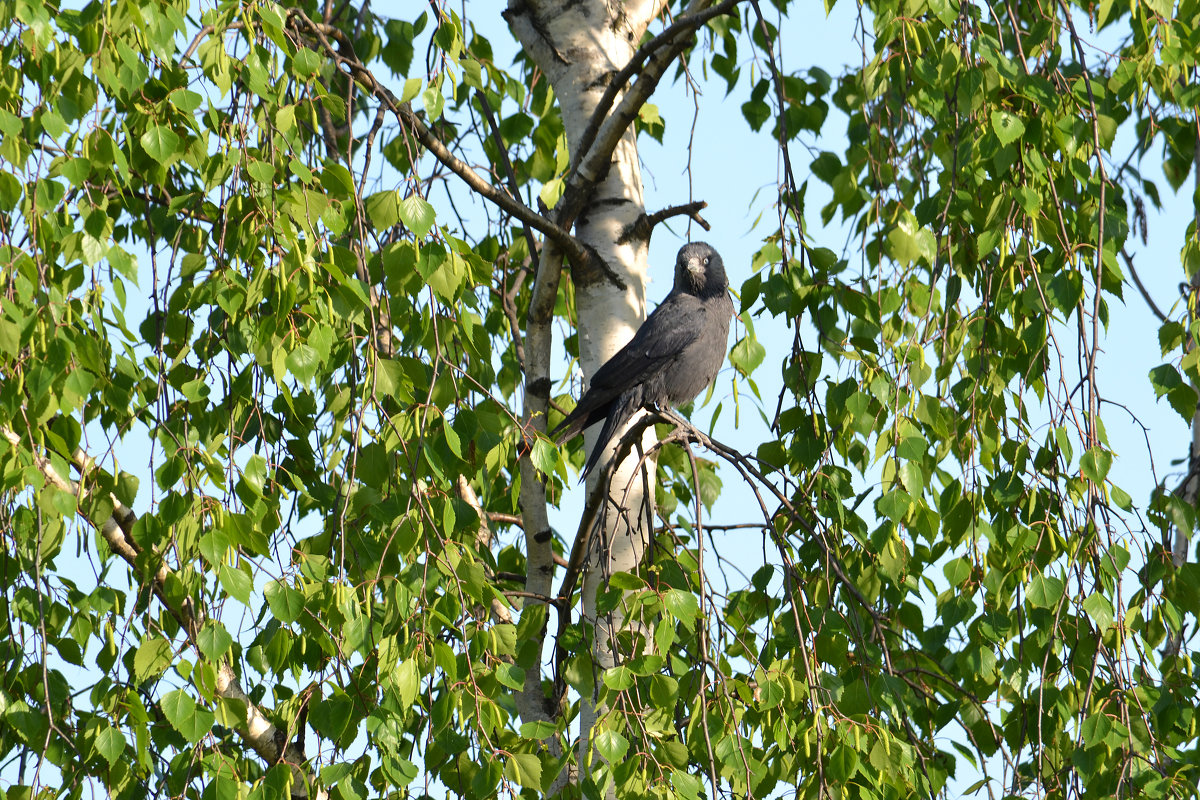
552,241,735,479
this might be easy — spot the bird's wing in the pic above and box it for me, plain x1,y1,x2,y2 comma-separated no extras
587,293,706,394
551,293,705,444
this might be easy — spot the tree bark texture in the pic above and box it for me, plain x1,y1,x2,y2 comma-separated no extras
508,0,669,785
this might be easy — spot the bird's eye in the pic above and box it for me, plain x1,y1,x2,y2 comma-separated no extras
703,256,710,265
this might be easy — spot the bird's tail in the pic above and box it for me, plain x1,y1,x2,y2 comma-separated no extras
580,392,640,480
550,398,607,445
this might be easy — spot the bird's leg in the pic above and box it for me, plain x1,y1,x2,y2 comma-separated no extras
659,406,691,430
643,401,672,422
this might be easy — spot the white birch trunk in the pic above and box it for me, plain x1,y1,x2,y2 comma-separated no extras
508,0,668,787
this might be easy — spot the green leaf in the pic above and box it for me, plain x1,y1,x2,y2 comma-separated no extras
495,662,525,690
899,461,924,496
134,636,174,681
421,84,445,120
672,771,703,800
169,88,203,112
321,161,356,197
828,743,860,781
756,679,784,709
80,233,106,265
1046,270,1084,314
741,99,770,131
197,621,233,661
539,176,563,209
393,660,419,707
401,77,422,104
275,104,295,134
442,415,463,458
460,57,483,89
366,190,400,230
1079,447,1112,483
40,108,66,138
519,720,556,739
0,171,21,209
648,674,679,707
1014,185,1040,215
1110,484,1132,511
943,557,971,586
264,580,305,624
243,455,268,496
1167,384,1199,423
1080,713,1113,749
161,690,215,744
1082,592,1114,631
1027,573,1064,609
286,343,320,385
530,438,559,476
292,47,321,77
877,489,912,522
886,213,935,266
503,753,542,789
593,728,630,763
219,563,253,605
399,194,436,238
730,335,765,377
1145,0,1172,18
94,725,125,766
663,588,700,627
991,110,1025,145
602,665,634,690
245,159,275,185
420,247,464,301
140,125,181,166
607,572,645,591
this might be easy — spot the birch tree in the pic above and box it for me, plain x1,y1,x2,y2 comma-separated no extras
3,1,1200,799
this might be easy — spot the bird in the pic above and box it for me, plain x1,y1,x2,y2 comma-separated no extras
551,241,735,479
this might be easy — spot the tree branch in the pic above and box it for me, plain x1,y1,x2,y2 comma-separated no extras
565,0,743,191
474,89,543,264
1121,247,1166,323
283,10,591,270
550,408,885,631
618,200,710,244
515,238,567,731
1,426,323,800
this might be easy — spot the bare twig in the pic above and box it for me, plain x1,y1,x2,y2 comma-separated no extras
618,200,710,244
474,89,543,262
1121,247,1166,322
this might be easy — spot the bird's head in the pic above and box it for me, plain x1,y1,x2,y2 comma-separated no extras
674,241,727,298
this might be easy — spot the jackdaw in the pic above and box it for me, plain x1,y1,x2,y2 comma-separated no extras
552,241,735,479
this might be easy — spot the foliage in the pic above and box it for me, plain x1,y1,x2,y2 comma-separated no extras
0,0,1198,799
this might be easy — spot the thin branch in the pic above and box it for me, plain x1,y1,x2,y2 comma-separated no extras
618,200,710,244
747,0,802,243
1121,247,1166,322
282,10,591,270
474,89,542,262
